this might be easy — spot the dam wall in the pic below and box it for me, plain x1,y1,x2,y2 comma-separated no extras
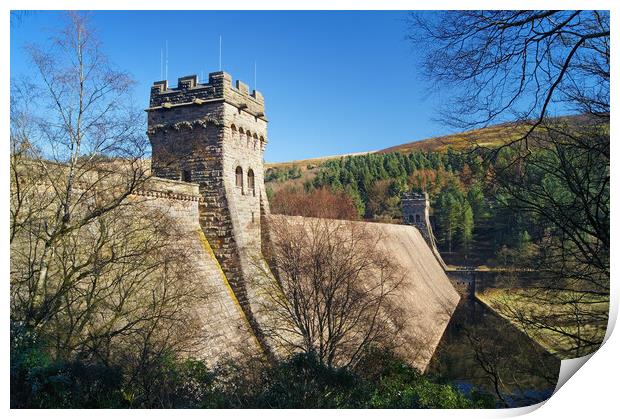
132,178,262,364
20,170,459,371
269,215,461,372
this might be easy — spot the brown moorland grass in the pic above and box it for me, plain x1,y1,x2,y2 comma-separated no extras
265,115,589,174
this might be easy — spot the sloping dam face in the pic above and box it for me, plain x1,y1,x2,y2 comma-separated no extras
134,181,261,365
134,183,459,371
268,215,461,372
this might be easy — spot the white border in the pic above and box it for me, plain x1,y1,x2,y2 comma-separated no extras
4,1,618,418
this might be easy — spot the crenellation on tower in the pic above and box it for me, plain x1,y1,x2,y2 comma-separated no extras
235,79,249,95
150,80,168,95
147,69,273,355
148,72,266,120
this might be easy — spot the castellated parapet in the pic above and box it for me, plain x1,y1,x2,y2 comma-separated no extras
147,71,271,354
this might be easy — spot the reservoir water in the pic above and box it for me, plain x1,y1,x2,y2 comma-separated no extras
429,298,561,408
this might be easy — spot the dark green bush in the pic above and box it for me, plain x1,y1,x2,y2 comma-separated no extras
11,327,494,409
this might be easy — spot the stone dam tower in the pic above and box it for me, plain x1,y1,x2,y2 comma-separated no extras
147,72,269,337
401,192,431,242
402,192,448,270
143,70,460,368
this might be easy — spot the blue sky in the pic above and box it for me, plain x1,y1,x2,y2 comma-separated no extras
11,10,455,163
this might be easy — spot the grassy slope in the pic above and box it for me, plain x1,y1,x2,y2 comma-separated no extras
476,288,608,359
266,151,374,170
377,123,527,154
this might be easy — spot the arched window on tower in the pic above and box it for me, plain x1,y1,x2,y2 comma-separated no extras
247,169,255,196
236,166,244,193
416,214,421,223
231,124,237,141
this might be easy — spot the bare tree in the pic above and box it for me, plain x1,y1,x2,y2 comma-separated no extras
10,12,206,384
258,216,404,369
412,10,609,138
412,11,609,358
11,10,143,330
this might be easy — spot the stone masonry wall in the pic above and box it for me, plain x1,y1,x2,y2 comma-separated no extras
147,71,272,355
132,180,261,365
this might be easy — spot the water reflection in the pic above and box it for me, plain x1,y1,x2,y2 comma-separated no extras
429,298,561,408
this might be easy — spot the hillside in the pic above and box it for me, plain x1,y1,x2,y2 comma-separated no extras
265,115,585,170
263,120,527,197
377,123,526,154
263,114,598,267
267,150,375,169
265,122,520,172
